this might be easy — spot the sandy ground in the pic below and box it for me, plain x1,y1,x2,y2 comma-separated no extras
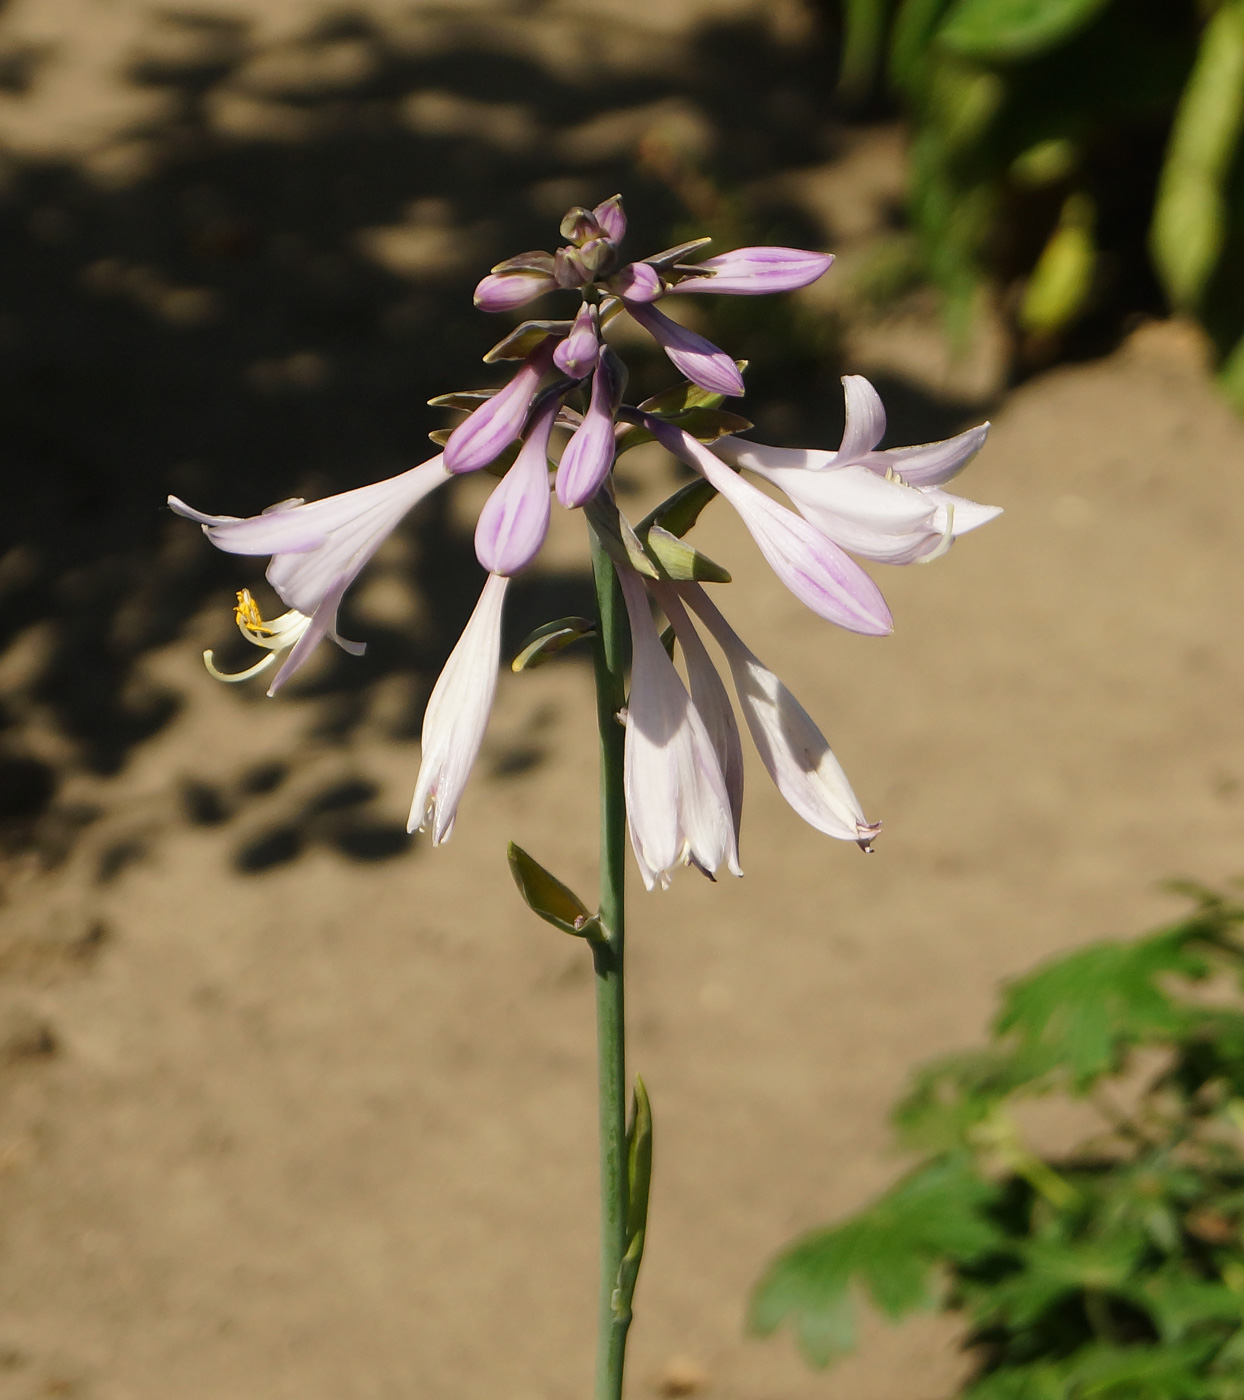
0,3,1242,1399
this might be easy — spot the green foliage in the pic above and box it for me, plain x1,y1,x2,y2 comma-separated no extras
753,882,1244,1395
840,0,1244,400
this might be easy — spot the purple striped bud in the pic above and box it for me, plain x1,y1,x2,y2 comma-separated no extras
624,301,745,398
552,303,600,378
474,395,558,575
474,269,557,312
556,350,621,507
668,246,834,296
592,195,626,243
608,261,663,302
444,340,554,475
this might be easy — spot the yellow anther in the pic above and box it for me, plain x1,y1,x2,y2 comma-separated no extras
233,588,275,636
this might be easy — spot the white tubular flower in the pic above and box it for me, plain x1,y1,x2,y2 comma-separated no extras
408,572,510,845
681,584,880,848
713,376,1000,565
169,454,450,693
650,581,744,849
617,565,740,890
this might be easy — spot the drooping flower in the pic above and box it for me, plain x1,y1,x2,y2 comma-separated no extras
617,564,740,890
169,453,450,693
409,572,510,844
621,300,745,399
201,588,321,686
556,348,622,509
680,584,880,848
639,414,892,635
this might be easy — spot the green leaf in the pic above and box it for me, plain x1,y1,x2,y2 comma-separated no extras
994,928,1210,1089
964,1362,1067,1400
1019,192,1096,335
642,237,713,272
506,842,598,938
1151,3,1244,310
937,0,1114,62
891,0,956,94
511,617,595,672
625,1075,653,1243
637,369,745,416
427,389,495,411
636,478,719,540
751,1155,1002,1367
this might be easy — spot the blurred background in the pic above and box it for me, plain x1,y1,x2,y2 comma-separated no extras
0,0,1241,1396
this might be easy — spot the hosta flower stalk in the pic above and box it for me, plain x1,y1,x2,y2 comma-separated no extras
168,193,998,1400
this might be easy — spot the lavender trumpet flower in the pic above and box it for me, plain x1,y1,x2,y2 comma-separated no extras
168,454,450,693
681,584,880,847
617,565,740,890
408,572,510,844
555,348,622,509
713,376,999,564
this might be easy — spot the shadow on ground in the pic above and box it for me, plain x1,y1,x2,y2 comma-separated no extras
0,4,988,879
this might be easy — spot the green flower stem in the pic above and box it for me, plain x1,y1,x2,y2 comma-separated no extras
589,522,631,1400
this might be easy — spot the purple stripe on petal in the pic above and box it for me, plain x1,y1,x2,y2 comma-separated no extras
474,398,557,575
624,301,745,398
644,418,892,636
473,270,556,313
444,341,554,474
556,355,618,507
668,246,833,296
552,303,599,378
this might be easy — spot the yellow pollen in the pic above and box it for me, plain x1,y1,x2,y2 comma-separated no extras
233,588,276,636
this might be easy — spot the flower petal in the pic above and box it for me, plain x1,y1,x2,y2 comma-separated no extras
474,397,556,575
682,584,879,846
838,374,887,462
623,301,745,398
444,340,554,475
474,270,556,313
552,303,599,379
408,573,509,843
668,246,833,296
592,194,626,243
645,419,892,635
555,354,619,508
608,261,662,302
618,566,738,889
865,422,991,486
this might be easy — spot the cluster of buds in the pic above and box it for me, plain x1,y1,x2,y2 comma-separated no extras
170,195,998,889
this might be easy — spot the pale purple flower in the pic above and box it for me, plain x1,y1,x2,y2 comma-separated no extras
168,454,450,693
681,584,880,847
552,303,600,378
474,268,556,313
651,582,744,848
712,376,999,564
555,350,621,508
474,395,557,575
408,572,510,844
668,247,833,296
608,261,663,302
444,339,555,475
622,300,745,398
617,565,740,890
640,416,892,636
